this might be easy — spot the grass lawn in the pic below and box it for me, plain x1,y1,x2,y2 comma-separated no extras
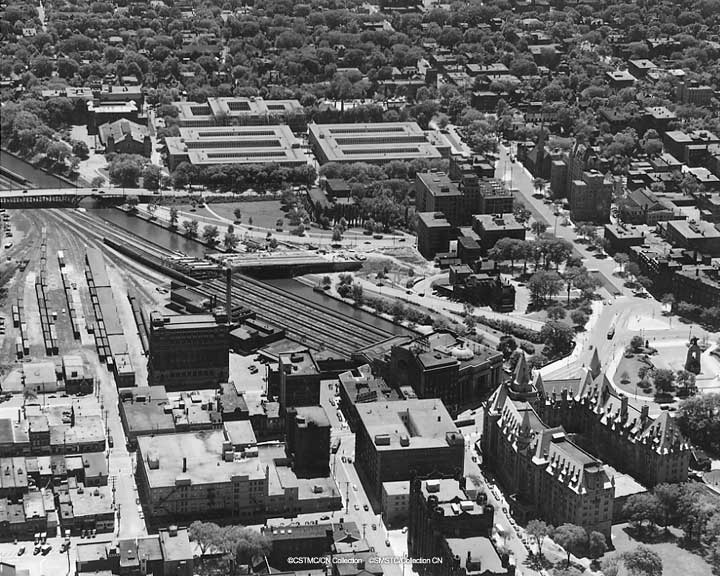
608,524,713,576
613,354,656,398
193,201,287,230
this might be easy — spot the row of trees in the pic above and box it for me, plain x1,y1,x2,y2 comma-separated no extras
188,521,270,573
170,162,316,193
488,237,576,276
525,520,607,567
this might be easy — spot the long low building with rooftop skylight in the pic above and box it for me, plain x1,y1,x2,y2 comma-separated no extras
165,125,309,170
307,122,445,164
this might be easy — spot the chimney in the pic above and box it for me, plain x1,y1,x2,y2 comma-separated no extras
182,457,187,473
620,394,628,420
225,267,232,321
641,404,649,421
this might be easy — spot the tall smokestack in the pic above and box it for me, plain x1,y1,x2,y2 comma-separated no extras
225,267,232,322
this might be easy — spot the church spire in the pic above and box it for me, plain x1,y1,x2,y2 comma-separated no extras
511,352,531,393
590,348,601,379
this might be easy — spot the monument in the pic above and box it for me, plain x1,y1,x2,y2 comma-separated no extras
685,337,701,375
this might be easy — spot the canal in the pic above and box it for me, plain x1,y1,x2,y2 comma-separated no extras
0,150,74,189
95,209,410,336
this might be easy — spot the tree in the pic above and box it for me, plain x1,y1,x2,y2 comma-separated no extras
72,140,89,159
623,545,662,576
623,493,661,534
169,207,179,228
90,176,105,188
108,154,145,187
630,335,644,352
653,368,675,394
547,305,567,321
224,232,239,251
553,523,587,567
202,225,220,246
526,520,552,558
676,393,720,453
188,521,223,555
570,309,589,327
233,207,242,222
142,165,162,191
626,261,641,279
675,369,695,395
540,321,575,358
126,195,139,213
653,483,683,529
587,531,607,564
528,270,563,305
332,227,343,242
531,221,548,236
351,283,364,305
182,219,199,238
614,252,629,272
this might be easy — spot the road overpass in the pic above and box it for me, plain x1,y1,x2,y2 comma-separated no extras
0,188,172,208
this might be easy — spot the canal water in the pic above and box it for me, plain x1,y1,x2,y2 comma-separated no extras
2,153,410,335
0,150,74,189
95,209,410,335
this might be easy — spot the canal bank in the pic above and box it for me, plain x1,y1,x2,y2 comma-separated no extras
95,208,411,336
0,149,77,190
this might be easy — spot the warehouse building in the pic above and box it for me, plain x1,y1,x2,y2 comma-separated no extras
174,97,307,132
165,126,309,171
308,122,443,164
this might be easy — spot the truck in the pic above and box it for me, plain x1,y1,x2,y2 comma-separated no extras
331,437,341,454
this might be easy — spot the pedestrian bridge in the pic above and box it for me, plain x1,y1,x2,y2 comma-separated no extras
0,188,168,209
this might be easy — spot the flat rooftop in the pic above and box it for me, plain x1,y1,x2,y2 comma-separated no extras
474,213,524,232
138,430,266,489
149,312,224,331
309,122,442,164
667,219,720,240
356,399,461,450
165,125,308,166
417,212,452,229
175,97,303,122
294,405,330,427
416,172,462,197
279,350,319,376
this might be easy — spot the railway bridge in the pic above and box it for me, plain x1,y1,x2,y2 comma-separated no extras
0,188,174,208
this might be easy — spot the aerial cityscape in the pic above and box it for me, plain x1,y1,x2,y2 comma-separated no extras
0,0,719,575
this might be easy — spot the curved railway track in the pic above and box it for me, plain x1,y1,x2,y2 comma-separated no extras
43,209,405,358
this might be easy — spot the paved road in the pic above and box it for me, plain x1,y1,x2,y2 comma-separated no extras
494,144,624,295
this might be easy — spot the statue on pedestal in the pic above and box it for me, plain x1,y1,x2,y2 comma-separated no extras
685,337,701,375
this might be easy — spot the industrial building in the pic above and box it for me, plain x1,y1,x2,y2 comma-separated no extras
285,406,331,477
354,399,464,504
307,122,444,164
277,349,322,413
416,212,452,259
388,330,504,416
173,97,307,132
136,429,340,524
165,125,309,171
408,476,514,576
147,312,229,390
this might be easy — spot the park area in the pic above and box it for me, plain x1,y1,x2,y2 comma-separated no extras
605,523,714,576
195,200,287,232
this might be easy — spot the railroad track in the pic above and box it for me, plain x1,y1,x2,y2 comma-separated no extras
45,210,401,358
198,277,391,357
